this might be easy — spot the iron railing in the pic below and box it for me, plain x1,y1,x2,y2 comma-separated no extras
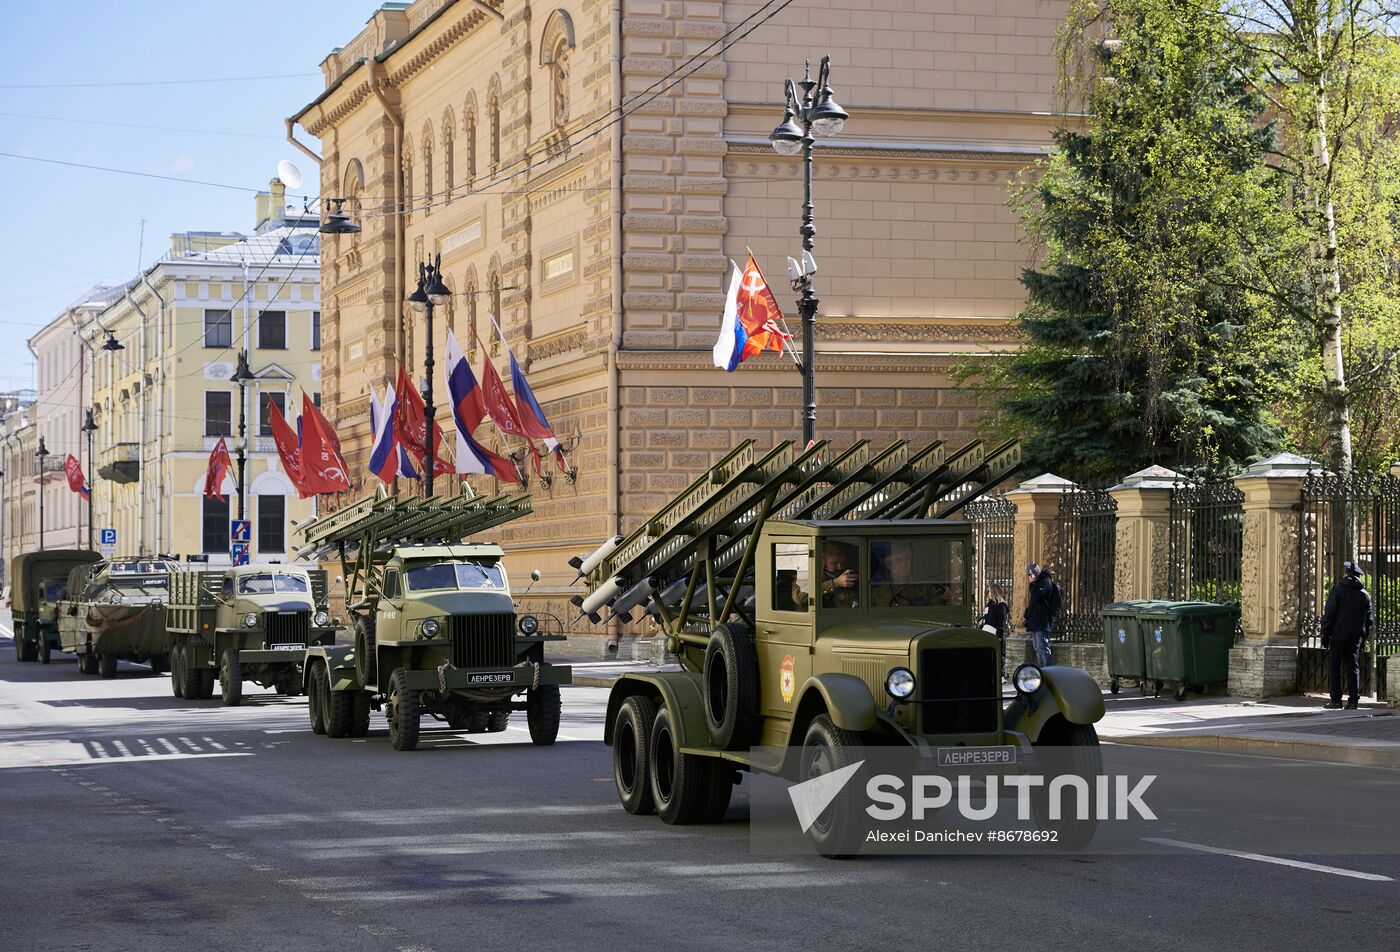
964,493,1015,622
1054,486,1118,643
1167,479,1244,613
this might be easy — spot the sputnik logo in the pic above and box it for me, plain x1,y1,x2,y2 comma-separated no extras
787,760,864,833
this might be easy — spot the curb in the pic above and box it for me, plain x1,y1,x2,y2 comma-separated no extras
570,675,619,688
1107,732,1400,769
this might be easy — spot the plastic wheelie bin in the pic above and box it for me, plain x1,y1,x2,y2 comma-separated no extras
1140,602,1240,701
1101,601,1167,696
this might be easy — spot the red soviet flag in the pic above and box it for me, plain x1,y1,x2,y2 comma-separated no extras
299,391,351,494
204,437,233,501
64,453,91,500
393,363,452,476
267,401,313,498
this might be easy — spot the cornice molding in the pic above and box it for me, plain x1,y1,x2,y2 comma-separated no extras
817,320,1023,344
613,349,962,374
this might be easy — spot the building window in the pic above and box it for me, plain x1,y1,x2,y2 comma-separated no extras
258,311,286,349
421,128,434,216
313,392,321,409
204,310,232,348
202,495,230,553
259,391,287,436
465,108,477,185
543,250,574,283
490,93,501,168
205,391,232,436
311,311,321,350
257,494,285,553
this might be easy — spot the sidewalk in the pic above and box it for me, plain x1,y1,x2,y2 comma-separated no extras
560,659,1400,767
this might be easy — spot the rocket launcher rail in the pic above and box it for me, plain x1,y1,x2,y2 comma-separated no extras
296,485,533,551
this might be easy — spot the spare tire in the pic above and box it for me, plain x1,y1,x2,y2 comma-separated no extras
353,615,377,690
703,621,759,750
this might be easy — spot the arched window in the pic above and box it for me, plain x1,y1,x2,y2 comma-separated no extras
489,91,501,169
341,159,364,244
541,10,576,129
401,133,414,223
463,101,477,187
420,121,434,216
441,109,455,204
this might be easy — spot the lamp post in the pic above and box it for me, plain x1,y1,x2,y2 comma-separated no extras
35,436,50,551
407,254,451,498
82,409,98,550
232,350,256,521
769,55,848,448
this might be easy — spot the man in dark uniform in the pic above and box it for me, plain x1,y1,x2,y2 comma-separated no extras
1321,559,1372,710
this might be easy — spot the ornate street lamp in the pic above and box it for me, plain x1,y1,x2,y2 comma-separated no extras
232,350,257,521
769,55,847,448
36,436,50,551
82,409,98,550
319,198,361,235
408,254,450,497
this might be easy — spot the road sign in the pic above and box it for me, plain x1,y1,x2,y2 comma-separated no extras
99,527,116,557
230,542,250,566
230,520,251,543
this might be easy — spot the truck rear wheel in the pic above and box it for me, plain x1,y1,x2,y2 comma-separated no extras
487,710,510,732
324,679,355,738
613,694,657,815
387,668,420,751
98,653,118,679
527,683,561,745
308,661,327,735
647,706,712,825
349,691,371,738
219,649,242,707
353,616,377,691
179,642,204,699
171,643,185,698
17,628,36,662
198,666,216,699
703,622,759,750
799,715,866,858
38,635,51,665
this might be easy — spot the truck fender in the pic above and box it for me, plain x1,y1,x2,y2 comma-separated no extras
1003,665,1105,742
604,672,708,750
794,673,879,736
305,644,360,692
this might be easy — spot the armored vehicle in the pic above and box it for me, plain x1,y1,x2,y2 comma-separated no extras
294,485,572,750
57,558,177,678
164,565,337,705
9,549,101,663
576,438,1105,855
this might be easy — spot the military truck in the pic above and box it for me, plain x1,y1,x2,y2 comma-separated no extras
9,549,101,663
575,438,1105,855
293,485,572,750
58,558,177,678
163,564,337,705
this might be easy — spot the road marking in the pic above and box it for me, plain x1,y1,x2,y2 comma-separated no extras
1145,837,1394,881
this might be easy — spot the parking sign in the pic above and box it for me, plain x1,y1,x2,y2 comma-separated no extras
99,528,116,557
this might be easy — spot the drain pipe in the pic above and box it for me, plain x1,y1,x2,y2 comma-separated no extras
369,59,406,366
606,0,624,646
140,271,167,554
124,286,149,555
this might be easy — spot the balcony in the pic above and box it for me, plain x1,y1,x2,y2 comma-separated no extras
98,442,139,483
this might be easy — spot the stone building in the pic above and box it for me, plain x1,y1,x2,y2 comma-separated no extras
289,0,1065,641
0,392,38,576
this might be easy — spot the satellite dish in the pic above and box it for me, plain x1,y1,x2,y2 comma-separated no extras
276,160,303,189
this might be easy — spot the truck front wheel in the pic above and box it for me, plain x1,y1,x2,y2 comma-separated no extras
799,715,866,858
219,649,242,706
308,662,327,735
37,635,51,665
1031,718,1102,850
527,683,561,745
387,668,420,751
613,694,657,815
98,653,118,679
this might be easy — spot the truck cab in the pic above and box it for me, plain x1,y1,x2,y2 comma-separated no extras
9,549,101,664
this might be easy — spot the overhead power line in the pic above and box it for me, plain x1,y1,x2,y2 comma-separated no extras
0,152,301,196
0,111,283,141
0,72,320,90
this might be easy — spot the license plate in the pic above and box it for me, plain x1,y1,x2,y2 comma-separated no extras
936,745,1018,768
466,671,515,685
270,643,306,651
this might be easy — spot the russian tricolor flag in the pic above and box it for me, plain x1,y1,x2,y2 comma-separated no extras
445,330,519,483
368,379,418,483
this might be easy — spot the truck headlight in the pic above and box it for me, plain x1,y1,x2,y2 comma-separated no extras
884,666,916,699
418,618,440,637
243,613,258,628
518,614,540,636
1014,664,1044,695
313,611,329,627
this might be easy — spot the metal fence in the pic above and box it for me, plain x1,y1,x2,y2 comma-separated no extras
1298,471,1400,698
1167,479,1245,611
1054,486,1118,643
965,493,1015,622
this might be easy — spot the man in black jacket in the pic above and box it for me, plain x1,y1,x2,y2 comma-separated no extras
1321,560,1373,710
1024,562,1056,667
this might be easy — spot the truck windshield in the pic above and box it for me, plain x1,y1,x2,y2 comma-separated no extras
405,561,505,592
238,574,310,595
869,537,966,608
40,578,68,601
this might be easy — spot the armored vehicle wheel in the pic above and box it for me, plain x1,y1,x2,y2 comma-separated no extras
613,694,657,815
349,691,371,738
98,653,118,679
307,661,327,735
1174,684,1189,702
703,622,759,750
387,668,420,751
1109,679,1120,695
324,681,355,738
171,643,185,698
800,715,866,857
527,683,561,745
149,654,166,676
198,665,217,700
219,649,243,707
1031,718,1102,850
276,672,302,696
353,615,377,691
80,649,99,676
38,636,51,665
488,709,510,732
647,705,713,825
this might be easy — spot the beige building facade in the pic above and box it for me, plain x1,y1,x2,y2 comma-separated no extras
0,396,39,576
291,0,1063,633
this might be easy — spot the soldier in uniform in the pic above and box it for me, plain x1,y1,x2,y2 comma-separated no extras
871,541,949,608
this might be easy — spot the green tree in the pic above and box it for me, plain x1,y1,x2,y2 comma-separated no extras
963,0,1291,482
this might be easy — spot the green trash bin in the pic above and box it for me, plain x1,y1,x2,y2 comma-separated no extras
1101,601,1168,696
1141,602,1240,701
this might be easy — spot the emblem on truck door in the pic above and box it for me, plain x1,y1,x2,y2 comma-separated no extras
780,655,796,703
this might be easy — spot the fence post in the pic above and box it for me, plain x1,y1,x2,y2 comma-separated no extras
1006,474,1075,639
1108,465,1182,602
1229,452,1317,698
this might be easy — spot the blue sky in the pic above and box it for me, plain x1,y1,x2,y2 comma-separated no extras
0,1,378,388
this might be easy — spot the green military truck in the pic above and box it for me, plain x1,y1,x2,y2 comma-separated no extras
9,549,101,663
164,564,338,705
294,485,572,750
58,558,177,678
576,438,1105,855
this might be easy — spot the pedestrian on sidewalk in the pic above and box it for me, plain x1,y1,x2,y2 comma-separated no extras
979,583,1011,677
1024,562,1058,668
1321,559,1372,710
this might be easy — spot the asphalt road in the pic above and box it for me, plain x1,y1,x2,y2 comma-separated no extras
2,609,1398,952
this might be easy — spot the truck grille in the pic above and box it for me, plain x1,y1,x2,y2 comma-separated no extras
263,611,309,647
919,647,999,734
451,613,517,669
